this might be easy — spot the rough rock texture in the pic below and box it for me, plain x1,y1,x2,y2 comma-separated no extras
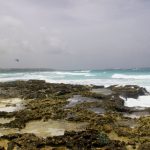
108,85,149,98
0,80,149,150
138,142,150,150
46,130,110,148
1,131,127,150
0,80,89,99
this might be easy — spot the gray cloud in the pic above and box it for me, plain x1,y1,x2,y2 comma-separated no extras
0,0,150,69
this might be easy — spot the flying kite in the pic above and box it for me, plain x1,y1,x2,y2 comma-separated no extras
15,59,19,62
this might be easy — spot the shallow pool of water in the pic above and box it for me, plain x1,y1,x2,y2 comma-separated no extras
88,107,105,114
0,117,15,124
0,119,88,138
91,88,112,95
66,95,100,108
123,111,150,118
0,98,24,112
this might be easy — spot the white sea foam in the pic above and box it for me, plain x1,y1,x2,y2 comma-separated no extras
0,76,149,90
1,71,150,94
54,71,84,75
124,96,150,108
120,96,126,101
112,74,150,79
45,78,148,87
73,70,91,73
54,71,94,77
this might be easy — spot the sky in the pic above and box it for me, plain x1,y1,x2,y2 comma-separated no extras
0,0,150,70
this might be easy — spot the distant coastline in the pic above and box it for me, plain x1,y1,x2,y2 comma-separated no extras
0,68,55,72
0,67,150,72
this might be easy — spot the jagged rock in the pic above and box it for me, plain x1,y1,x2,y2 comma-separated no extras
0,80,89,99
108,85,149,99
0,80,149,149
107,140,127,150
13,133,45,150
46,130,110,148
138,142,150,150
1,133,22,140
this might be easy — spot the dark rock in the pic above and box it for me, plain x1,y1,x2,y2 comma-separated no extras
102,96,128,112
0,80,89,99
0,80,149,149
1,133,22,140
92,85,105,89
46,130,110,148
7,142,15,150
66,113,81,121
0,146,4,150
106,140,127,150
0,112,10,117
138,142,150,150
55,89,71,96
108,85,149,99
13,133,45,149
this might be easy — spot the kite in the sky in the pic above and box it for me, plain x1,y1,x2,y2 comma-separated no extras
15,59,19,62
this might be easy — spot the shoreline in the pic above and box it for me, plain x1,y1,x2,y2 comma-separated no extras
0,80,150,149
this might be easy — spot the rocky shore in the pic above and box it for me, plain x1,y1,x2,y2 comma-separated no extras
0,80,150,150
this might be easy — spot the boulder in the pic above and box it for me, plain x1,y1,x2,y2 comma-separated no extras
108,85,149,99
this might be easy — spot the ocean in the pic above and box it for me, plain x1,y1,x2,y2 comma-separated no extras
0,68,150,107
0,68,150,90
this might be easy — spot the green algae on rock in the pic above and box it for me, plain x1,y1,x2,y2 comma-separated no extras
0,80,149,149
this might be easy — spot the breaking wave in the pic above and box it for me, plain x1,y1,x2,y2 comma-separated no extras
53,71,95,77
112,74,150,79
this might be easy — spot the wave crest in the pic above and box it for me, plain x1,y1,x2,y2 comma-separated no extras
54,71,95,77
112,74,150,79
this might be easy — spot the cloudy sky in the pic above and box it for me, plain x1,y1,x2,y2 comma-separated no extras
0,0,150,70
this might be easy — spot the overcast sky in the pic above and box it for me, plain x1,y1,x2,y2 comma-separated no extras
0,0,150,70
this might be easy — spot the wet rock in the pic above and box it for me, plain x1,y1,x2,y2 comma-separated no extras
0,112,11,118
115,127,132,137
88,107,105,114
92,85,105,89
123,110,150,118
135,117,150,137
138,142,150,150
65,113,81,121
108,85,149,99
102,96,128,112
91,88,112,96
107,140,127,150
7,142,15,150
0,80,89,100
4,118,26,129
65,95,99,108
0,80,149,149
55,90,71,96
82,92,106,99
46,130,110,148
27,80,46,84
1,133,22,140
12,133,45,150
0,146,4,150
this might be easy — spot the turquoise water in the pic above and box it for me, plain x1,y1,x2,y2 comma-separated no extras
0,68,150,90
